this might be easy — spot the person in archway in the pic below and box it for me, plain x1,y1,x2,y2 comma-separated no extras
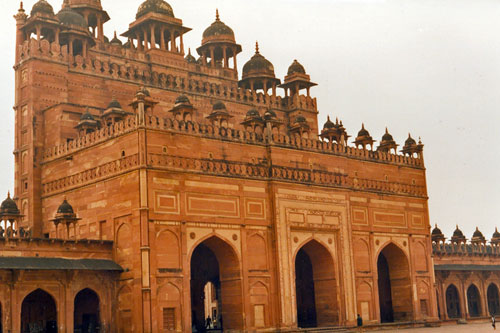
357,314,364,332
205,315,212,330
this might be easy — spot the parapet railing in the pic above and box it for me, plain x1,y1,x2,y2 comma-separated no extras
18,39,317,112
432,242,500,256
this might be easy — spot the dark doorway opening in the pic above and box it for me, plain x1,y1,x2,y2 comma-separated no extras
488,284,500,316
21,289,57,333
376,243,413,323
295,248,317,328
74,288,100,333
446,284,461,318
294,240,339,328
190,236,243,332
377,253,393,323
467,284,481,317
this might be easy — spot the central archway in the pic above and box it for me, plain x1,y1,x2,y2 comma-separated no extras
74,288,100,332
21,289,57,333
445,284,461,318
190,236,243,332
295,240,339,328
377,243,413,323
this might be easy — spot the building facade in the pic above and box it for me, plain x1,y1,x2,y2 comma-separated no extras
2,0,444,331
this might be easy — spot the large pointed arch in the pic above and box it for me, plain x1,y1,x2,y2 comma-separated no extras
190,235,243,331
445,284,461,318
376,242,413,323
74,288,101,332
294,239,339,328
21,288,57,333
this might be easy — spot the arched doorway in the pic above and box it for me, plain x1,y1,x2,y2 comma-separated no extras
446,284,461,318
377,243,413,323
467,284,481,317
190,236,243,332
295,240,338,328
488,284,500,315
21,289,57,333
74,288,100,332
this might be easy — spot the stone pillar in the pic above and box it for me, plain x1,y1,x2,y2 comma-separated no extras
233,47,238,70
69,38,74,56
180,32,184,55
150,24,156,49
171,30,176,52
143,28,149,51
36,25,41,41
210,47,215,68
98,17,104,42
223,46,228,68
160,29,165,50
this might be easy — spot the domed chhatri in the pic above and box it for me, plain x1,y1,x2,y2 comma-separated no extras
57,199,75,215
31,0,54,16
136,0,174,19
175,95,190,105
110,31,122,45
323,116,335,130
242,43,276,80
377,128,398,153
213,101,227,111
202,9,235,42
239,42,281,93
401,133,423,157
354,124,375,150
471,227,486,244
80,109,95,121
431,224,445,243
0,193,20,216
107,99,122,109
287,59,306,76
185,49,197,64
451,225,466,244
57,7,88,28
493,227,500,239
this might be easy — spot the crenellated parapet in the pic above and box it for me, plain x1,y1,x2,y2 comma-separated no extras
432,225,500,257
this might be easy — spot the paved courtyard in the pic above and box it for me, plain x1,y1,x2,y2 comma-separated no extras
365,322,495,332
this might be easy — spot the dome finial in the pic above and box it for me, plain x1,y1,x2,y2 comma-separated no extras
385,127,389,134
20,1,23,10
7,191,10,198
362,123,365,129
216,8,220,21
114,31,117,39
255,41,260,54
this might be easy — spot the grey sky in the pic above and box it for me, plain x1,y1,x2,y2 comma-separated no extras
1,0,499,240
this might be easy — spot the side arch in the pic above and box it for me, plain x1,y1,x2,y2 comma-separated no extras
467,283,482,317
488,283,500,315
21,288,58,333
445,284,461,318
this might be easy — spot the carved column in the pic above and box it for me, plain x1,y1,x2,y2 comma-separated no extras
150,24,156,49
160,28,165,50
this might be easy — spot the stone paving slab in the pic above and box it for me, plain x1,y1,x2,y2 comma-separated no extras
357,322,495,332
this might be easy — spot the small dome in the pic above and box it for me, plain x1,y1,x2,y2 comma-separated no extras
107,99,122,109
137,86,151,97
175,95,190,104
80,109,94,121
31,0,54,16
242,43,276,79
203,10,235,41
213,101,226,111
405,134,416,146
0,193,20,215
323,116,335,130
472,227,484,239
246,109,260,118
185,49,197,64
453,225,464,238
295,115,306,123
287,59,306,76
136,0,174,19
57,199,74,215
381,128,394,142
110,32,122,45
57,7,88,28
264,109,277,120
357,124,370,137
432,224,443,236
493,228,500,239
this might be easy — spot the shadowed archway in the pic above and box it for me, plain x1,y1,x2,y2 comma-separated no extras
467,284,481,317
377,243,413,323
190,236,243,332
21,289,57,333
295,239,339,328
74,288,100,332
446,284,461,318
488,283,500,316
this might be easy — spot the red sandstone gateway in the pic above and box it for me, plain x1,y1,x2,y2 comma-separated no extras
6,0,490,332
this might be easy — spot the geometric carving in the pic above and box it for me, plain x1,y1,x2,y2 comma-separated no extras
186,193,240,217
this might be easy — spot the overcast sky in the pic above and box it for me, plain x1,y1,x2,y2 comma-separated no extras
1,0,499,240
